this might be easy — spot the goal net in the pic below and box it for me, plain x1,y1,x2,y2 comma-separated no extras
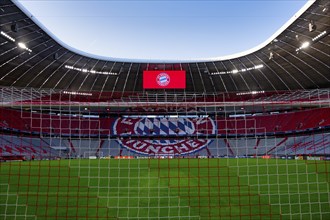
0,87,329,219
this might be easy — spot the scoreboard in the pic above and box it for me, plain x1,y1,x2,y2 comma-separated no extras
143,70,186,89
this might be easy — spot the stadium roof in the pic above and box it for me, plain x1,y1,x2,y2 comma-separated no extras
0,0,329,94
14,0,309,62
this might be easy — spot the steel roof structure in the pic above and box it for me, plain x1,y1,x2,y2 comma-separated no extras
0,0,329,94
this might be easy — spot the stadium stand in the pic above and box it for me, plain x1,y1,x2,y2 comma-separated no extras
1,107,329,136
0,0,329,219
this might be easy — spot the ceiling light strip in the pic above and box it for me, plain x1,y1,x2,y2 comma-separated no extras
62,91,93,96
18,42,32,52
312,30,327,41
0,31,15,42
236,90,265,96
65,65,118,75
210,64,264,75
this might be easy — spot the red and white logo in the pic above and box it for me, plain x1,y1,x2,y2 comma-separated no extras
112,117,216,156
156,72,170,87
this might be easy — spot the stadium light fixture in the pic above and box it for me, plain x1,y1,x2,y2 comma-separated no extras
62,91,93,96
18,42,27,49
1,31,32,53
64,65,118,75
210,71,226,75
210,64,264,75
296,41,311,52
254,64,264,69
18,42,32,52
301,41,310,49
0,31,15,42
312,30,327,41
236,90,265,96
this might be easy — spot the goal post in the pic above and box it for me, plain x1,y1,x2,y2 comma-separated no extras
0,87,329,219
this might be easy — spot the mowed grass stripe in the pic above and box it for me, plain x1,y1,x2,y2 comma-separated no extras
0,159,329,219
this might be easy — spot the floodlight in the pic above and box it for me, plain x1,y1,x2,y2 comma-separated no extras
18,42,27,49
301,41,310,49
1,31,15,42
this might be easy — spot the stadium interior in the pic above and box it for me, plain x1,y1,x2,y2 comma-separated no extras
0,0,329,219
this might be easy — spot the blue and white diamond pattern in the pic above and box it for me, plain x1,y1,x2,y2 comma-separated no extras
134,118,195,135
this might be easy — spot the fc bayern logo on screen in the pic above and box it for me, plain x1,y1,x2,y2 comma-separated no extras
156,72,170,87
112,117,216,156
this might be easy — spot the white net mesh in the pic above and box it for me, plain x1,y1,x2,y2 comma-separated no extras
0,87,329,219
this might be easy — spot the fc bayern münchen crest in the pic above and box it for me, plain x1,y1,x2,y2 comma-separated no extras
156,72,170,87
112,117,216,156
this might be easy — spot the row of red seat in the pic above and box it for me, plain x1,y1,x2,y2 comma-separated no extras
217,108,330,134
0,107,329,135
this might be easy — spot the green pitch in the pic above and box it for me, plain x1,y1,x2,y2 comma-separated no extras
0,158,329,219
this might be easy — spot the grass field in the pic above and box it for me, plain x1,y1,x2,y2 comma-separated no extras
0,158,329,220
